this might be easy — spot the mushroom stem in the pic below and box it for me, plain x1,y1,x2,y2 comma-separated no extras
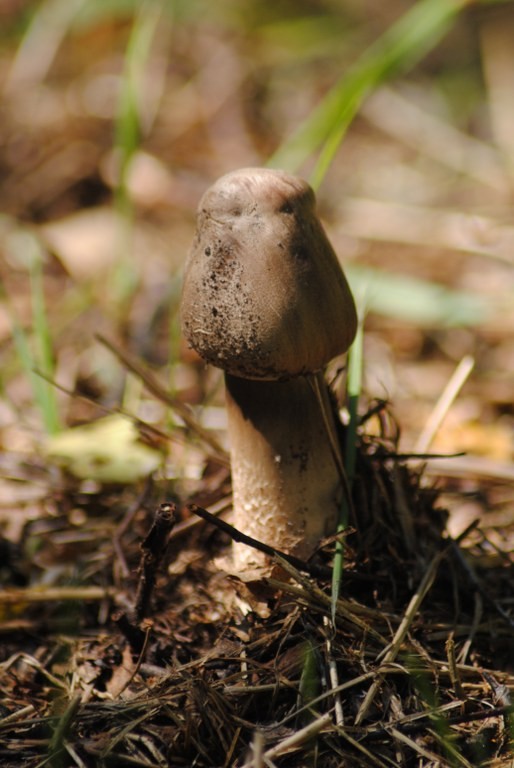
225,371,342,569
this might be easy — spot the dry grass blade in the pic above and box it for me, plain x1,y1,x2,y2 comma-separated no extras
427,727,476,768
97,334,227,458
239,712,333,767
0,586,115,604
361,86,508,192
265,711,333,759
266,565,390,646
2,653,69,692
424,455,514,483
0,705,36,728
246,730,265,768
389,726,448,763
340,198,514,267
334,725,392,768
415,354,475,454
324,616,344,726
355,547,447,725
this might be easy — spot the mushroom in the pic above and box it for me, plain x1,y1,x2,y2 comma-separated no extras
181,168,357,571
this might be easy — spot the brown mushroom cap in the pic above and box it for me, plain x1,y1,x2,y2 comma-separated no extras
181,167,357,380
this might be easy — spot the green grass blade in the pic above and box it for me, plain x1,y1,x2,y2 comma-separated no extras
344,320,363,486
3,282,60,435
298,641,320,726
29,258,61,434
8,312,49,429
331,317,364,623
112,1,165,304
115,1,163,216
269,0,468,187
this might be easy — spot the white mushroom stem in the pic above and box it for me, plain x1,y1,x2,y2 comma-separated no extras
225,371,342,570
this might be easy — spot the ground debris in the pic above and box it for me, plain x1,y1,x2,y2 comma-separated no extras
0,423,513,768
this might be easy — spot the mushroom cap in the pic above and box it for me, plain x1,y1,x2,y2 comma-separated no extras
181,167,357,380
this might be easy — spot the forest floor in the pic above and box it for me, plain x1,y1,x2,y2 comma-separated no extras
0,3,513,766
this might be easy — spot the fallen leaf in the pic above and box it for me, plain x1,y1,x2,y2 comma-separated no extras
45,414,162,483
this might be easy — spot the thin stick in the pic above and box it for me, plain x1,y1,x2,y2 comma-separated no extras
134,502,176,622
35,368,228,468
414,354,474,454
309,373,346,487
168,496,232,541
97,333,227,458
185,504,331,579
116,625,152,697
445,634,464,699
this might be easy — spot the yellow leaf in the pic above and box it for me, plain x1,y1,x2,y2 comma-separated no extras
45,414,162,483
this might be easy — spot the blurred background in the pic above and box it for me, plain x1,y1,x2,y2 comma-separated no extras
0,0,513,524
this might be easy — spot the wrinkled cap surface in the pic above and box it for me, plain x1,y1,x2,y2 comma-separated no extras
181,167,357,380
